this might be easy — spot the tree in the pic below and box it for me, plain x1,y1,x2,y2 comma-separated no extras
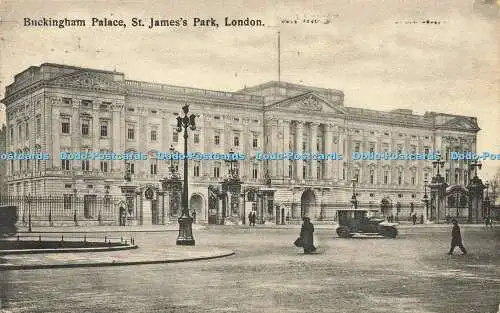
488,167,500,205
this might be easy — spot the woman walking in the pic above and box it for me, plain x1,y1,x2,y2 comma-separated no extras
300,217,316,254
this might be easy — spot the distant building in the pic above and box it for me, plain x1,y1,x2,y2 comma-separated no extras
1,63,481,225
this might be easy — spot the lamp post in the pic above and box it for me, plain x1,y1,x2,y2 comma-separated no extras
485,181,490,219
351,178,358,210
175,104,196,246
169,144,180,179
26,193,32,232
423,179,429,222
432,156,446,223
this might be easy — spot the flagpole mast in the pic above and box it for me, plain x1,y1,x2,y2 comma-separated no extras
278,31,281,84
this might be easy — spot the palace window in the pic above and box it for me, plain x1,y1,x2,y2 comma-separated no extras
81,152,90,171
100,121,108,137
253,135,258,148
424,172,429,182
61,117,70,134
303,165,307,178
410,145,417,154
25,122,29,138
81,119,90,136
100,160,109,173
35,116,41,134
234,135,240,147
354,142,360,153
411,171,416,185
193,161,200,177
62,98,72,105
384,171,389,184
455,171,459,184
370,170,375,184
316,137,321,151
150,162,157,175
424,146,430,154
369,143,375,153
317,161,321,180
193,133,200,144
173,129,179,143
82,100,92,107
252,165,258,179
127,127,135,140
445,169,450,183
213,162,221,178
342,168,346,180
288,162,293,178
150,129,157,142
398,170,402,185
125,161,135,174
62,159,71,171
214,134,220,145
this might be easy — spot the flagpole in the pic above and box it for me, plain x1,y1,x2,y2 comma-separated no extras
278,31,281,84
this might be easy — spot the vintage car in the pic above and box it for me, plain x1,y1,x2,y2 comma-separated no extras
336,209,398,238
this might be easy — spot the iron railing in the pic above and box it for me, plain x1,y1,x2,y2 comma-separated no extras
0,194,122,225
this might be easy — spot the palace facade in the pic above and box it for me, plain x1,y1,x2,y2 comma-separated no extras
1,63,481,225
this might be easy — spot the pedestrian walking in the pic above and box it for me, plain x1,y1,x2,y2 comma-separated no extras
299,217,316,254
412,214,417,225
192,210,196,224
448,219,467,255
484,216,493,229
251,210,257,226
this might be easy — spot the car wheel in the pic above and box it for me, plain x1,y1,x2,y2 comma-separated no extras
336,226,351,238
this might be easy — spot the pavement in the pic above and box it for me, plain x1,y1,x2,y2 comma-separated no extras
2,227,498,313
0,243,235,270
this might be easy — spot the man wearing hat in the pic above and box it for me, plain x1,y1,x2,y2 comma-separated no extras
448,219,467,255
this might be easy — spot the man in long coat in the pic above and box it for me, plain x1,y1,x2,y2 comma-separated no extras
448,219,467,255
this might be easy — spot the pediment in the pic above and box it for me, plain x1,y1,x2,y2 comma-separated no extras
47,70,126,93
266,92,346,114
441,117,480,131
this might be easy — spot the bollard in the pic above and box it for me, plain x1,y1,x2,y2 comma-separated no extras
17,235,19,241
61,235,64,241
39,235,41,242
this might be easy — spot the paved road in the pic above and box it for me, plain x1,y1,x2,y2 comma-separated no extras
0,226,499,313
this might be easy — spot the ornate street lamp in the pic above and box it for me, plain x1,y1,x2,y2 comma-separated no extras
225,148,238,179
25,193,32,232
432,156,445,177
169,144,180,179
351,178,358,210
422,179,429,222
175,104,196,246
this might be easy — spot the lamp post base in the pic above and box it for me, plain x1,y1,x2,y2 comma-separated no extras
176,216,195,246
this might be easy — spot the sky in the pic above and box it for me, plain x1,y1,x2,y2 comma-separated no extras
0,0,499,179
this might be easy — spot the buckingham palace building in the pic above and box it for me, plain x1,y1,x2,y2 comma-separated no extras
0,63,481,226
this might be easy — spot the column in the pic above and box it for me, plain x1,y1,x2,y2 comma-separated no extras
91,104,99,172
281,120,291,179
309,122,319,180
295,121,304,181
111,104,123,172
71,101,80,159
338,127,346,181
270,119,279,177
51,105,61,169
324,124,334,180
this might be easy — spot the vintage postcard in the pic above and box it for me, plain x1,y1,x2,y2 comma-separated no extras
0,1,499,312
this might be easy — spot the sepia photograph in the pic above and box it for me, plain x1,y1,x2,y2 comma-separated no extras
0,0,499,312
